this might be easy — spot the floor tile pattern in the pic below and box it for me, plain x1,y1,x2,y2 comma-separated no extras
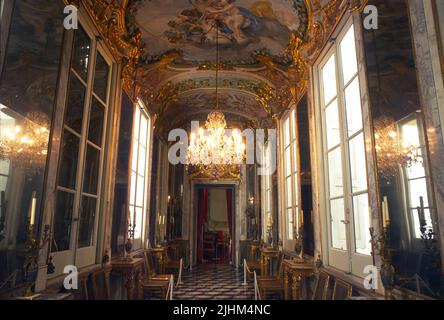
173,264,255,300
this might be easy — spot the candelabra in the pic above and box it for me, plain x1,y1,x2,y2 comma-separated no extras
369,221,396,300
293,225,304,259
124,223,135,260
23,223,50,296
418,210,442,296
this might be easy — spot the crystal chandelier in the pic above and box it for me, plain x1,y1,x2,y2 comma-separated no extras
187,111,245,175
0,109,49,174
186,19,246,177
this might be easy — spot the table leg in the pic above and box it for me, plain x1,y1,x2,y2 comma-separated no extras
126,271,135,300
260,254,265,276
284,269,290,300
291,274,302,300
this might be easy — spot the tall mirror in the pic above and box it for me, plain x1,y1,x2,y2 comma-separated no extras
0,0,64,293
363,0,443,297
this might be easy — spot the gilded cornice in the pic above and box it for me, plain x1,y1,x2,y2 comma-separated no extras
79,0,146,97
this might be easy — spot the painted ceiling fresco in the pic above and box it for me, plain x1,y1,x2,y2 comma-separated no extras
135,0,309,66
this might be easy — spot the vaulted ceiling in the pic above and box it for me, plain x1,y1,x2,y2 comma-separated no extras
86,0,358,138
128,0,312,136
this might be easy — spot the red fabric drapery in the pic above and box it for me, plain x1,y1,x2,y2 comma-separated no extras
197,188,209,263
226,189,233,263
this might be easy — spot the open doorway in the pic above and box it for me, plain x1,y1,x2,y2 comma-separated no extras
196,186,234,265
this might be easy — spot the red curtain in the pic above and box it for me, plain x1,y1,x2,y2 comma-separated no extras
197,188,209,263
226,189,233,263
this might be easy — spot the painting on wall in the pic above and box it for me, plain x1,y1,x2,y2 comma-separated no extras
135,0,309,65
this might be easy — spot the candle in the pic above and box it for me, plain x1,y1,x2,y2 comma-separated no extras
29,191,37,226
368,207,373,228
382,197,387,228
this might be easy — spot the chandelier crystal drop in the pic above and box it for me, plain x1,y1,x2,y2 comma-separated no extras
187,111,245,169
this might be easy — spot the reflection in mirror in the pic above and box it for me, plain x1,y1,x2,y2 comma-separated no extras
0,0,64,292
363,0,442,297
111,92,134,255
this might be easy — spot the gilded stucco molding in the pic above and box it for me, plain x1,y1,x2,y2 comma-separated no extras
80,0,146,97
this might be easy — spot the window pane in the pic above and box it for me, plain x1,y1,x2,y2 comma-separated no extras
291,109,297,141
138,145,146,175
353,193,371,255
330,198,347,250
406,162,426,180
293,173,299,207
408,178,429,208
140,115,148,147
93,52,109,102
340,26,358,84
286,176,292,208
53,191,74,252
412,208,433,238
129,171,136,205
129,205,135,226
287,208,294,240
349,133,368,193
322,55,337,103
292,140,298,174
83,145,100,195
328,148,344,198
0,159,10,175
134,206,143,239
325,99,340,149
283,117,290,147
401,119,420,147
65,74,86,133
134,107,140,139
345,78,363,136
88,97,105,146
285,147,291,177
78,196,97,248
136,174,145,207
131,140,139,173
72,26,91,81
58,130,80,190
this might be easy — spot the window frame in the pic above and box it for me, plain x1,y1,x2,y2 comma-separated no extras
128,99,153,251
315,18,373,276
50,19,114,276
280,107,301,250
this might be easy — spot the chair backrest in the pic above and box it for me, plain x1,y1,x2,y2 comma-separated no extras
276,252,285,278
144,251,156,279
90,268,110,300
312,271,330,300
332,278,353,300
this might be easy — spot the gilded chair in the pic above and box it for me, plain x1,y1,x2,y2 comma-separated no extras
90,267,111,300
312,271,330,300
140,251,172,300
164,243,184,285
332,278,353,300
257,252,285,299
245,242,262,279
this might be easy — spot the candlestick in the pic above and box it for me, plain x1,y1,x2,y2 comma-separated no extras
29,192,36,226
385,197,390,222
382,198,387,228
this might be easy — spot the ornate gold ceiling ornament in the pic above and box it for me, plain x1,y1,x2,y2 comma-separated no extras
188,164,241,181
155,76,276,116
80,0,146,97
349,0,369,14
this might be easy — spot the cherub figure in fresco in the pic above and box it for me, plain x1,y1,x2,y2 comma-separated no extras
200,0,251,44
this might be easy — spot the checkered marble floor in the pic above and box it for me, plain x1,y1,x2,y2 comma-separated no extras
173,264,255,300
